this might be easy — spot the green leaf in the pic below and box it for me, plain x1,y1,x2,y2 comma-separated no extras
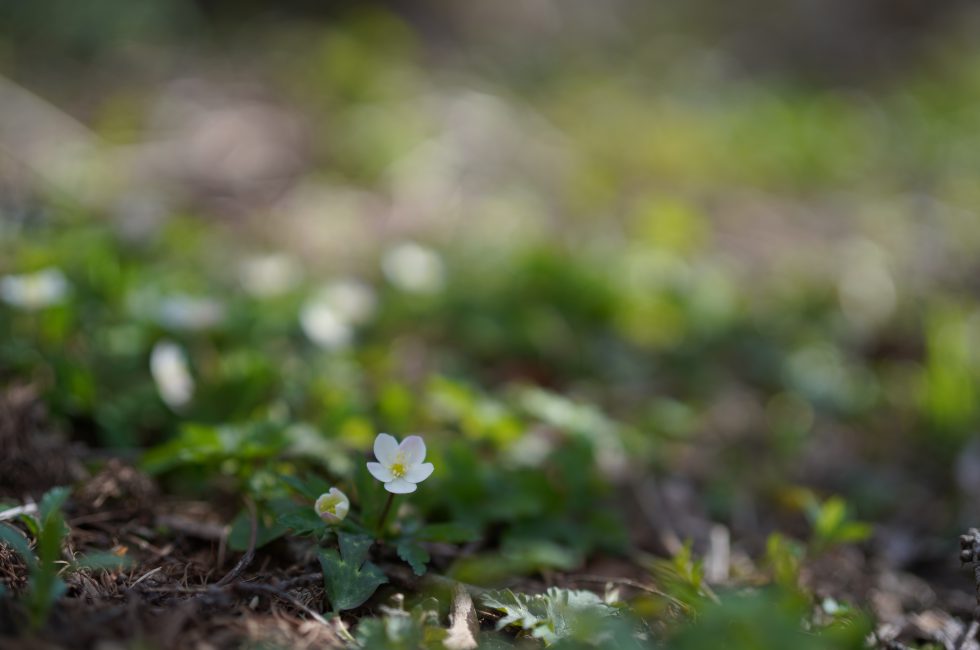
354,602,443,647
417,523,480,543
318,547,388,613
18,513,39,538
482,587,615,646
354,462,386,527
35,503,69,572
835,522,873,543
0,523,37,570
338,531,374,566
765,533,804,588
396,539,430,576
38,487,71,524
228,509,288,551
73,551,132,571
276,502,325,535
280,474,332,501
812,497,847,539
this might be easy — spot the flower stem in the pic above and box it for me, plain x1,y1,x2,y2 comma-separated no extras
375,492,396,539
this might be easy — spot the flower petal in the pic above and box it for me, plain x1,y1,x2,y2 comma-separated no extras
374,433,399,465
384,478,418,494
315,488,350,524
399,435,426,465
333,499,349,519
328,487,350,508
367,461,394,482
403,462,434,483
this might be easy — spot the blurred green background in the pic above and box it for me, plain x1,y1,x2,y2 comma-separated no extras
2,0,980,643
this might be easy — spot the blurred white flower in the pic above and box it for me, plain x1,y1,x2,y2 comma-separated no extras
150,340,194,410
837,240,896,332
382,242,445,294
0,268,70,310
157,294,225,331
300,300,353,350
367,433,434,494
239,253,302,298
314,487,350,525
506,428,554,467
321,279,376,324
299,279,376,350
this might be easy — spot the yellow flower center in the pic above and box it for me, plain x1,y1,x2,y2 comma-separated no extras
318,495,341,513
390,462,407,478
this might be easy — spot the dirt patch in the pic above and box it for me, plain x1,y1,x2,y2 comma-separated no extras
0,384,85,500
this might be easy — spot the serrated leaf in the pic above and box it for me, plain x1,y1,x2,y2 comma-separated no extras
483,589,541,631
417,523,480,543
318,548,388,613
277,504,325,535
280,474,332,501
397,539,430,576
481,587,614,646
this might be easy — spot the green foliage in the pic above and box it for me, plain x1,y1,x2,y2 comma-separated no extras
481,587,620,647
427,438,627,585
805,495,873,553
142,420,288,476
0,487,127,630
765,533,805,589
227,506,290,551
276,504,327,537
354,461,388,529
354,600,448,649
415,523,480,544
666,588,869,650
319,532,388,613
647,542,710,612
396,539,430,577
921,307,979,448
8,12,980,644
450,540,580,586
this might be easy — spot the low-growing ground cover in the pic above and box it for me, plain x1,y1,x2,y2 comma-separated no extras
3,4,980,648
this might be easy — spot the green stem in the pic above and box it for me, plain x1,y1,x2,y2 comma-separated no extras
375,492,396,539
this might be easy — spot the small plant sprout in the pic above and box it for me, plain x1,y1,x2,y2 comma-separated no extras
368,433,434,538
367,433,434,495
315,488,350,525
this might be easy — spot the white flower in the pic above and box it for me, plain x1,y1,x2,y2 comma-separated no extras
0,268,70,310
239,254,302,298
381,242,445,294
320,279,376,324
299,279,376,350
150,340,194,410
314,488,350,524
367,433,434,494
300,300,353,349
